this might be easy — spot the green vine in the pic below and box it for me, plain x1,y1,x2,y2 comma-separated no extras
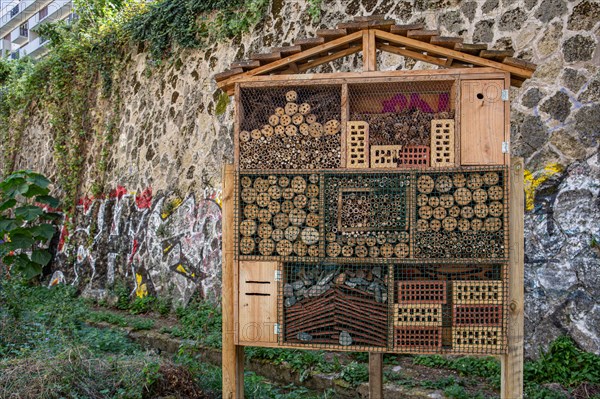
0,0,269,209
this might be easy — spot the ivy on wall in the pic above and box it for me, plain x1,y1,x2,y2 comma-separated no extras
0,0,271,210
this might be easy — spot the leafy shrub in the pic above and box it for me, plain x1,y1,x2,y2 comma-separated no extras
0,170,59,280
340,361,369,385
525,336,600,387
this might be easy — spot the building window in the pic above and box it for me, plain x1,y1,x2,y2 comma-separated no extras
10,4,19,18
19,23,28,38
39,6,48,20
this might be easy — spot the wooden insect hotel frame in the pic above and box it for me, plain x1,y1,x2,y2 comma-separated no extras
218,16,534,399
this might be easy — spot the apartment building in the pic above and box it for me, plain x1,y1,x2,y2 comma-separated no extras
0,0,73,60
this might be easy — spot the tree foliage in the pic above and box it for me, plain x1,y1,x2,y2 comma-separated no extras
0,170,59,280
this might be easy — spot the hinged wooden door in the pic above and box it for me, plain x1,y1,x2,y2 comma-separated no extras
460,80,506,165
238,261,279,345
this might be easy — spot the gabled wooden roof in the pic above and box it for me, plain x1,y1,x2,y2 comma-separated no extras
215,15,537,95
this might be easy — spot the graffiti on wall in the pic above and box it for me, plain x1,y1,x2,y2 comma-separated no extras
52,186,223,304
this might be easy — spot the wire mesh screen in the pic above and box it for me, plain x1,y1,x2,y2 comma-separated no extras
393,263,507,354
323,172,412,260
239,86,342,170
281,262,390,351
236,172,323,259
413,168,509,261
348,81,456,169
234,78,510,355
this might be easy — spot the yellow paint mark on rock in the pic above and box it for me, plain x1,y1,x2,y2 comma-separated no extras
524,163,564,211
176,264,187,274
162,197,183,219
135,273,148,298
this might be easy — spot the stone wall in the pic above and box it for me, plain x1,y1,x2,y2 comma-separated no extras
7,0,600,356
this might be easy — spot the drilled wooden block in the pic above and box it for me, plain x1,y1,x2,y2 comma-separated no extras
452,327,504,351
394,304,443,326
398,146,430,168
453,305,502,326
370,145,402,168
396,281,447,304
430,119,455,167
346,121,369,168
394,327,442,349
452,281,503,304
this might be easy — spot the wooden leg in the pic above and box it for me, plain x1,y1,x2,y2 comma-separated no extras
501,158,525,399
222,164,244,398
369,353,383,399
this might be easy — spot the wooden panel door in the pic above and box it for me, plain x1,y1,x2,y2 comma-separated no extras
460,80,506,165
238,261,279,345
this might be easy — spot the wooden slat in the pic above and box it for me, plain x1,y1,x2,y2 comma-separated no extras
270,45,302,57
297,45,361,73
378,43,449,68
511,78,525,88
363,30,377,71
222,163,244,399
354,14,386,22
501,157,525,399
229,60,260,70
503,57,537,71
374,30,534,79
316,28,348,41
407,29,440,43
390,23,424,36
337,19,395,32
369,353,384,399
218,31,364,88
250,51,282,64
480,50,515,62
294,37,325,50
214,68,244,82
430,36,463,49
455,43,488,55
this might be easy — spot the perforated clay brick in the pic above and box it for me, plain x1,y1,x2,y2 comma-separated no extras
430,119,455,167
452,327,504,351
394,327,442,349
398,146,430,168
346,121,369,168
452,281,503,304
370,145,402,168
397,281,447,304
453,304,502,326
394,304,443,326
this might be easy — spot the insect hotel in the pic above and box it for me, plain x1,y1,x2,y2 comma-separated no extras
216,16,536,399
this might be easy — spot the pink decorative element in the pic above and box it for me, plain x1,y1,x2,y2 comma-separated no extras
382,92,449,113
135,188,153,209
438,93,450,112
382,94,407,112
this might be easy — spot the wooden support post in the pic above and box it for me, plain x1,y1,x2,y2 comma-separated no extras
501,157,524,399
369,353,383,399
363,30,377,71
223,164,245,399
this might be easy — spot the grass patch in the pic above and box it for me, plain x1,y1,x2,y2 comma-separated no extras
89,310,155,331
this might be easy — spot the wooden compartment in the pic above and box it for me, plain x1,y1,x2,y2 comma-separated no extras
238,261,279,344
460,80,506,165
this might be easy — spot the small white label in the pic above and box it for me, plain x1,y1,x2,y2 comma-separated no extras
274,270,282,281
502,142,510,153
501,90,509,101
274,323,281,335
